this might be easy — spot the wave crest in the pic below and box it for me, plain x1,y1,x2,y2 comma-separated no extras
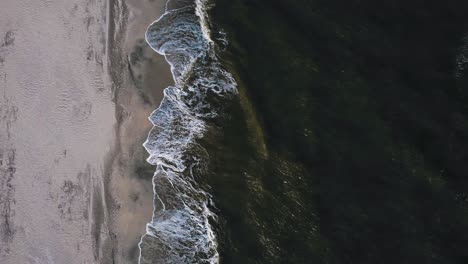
138,0,237,263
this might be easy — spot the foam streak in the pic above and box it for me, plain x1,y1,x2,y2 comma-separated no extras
138,0,237,263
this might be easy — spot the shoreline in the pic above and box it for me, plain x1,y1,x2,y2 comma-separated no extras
104,0,172,262
0,0,172,263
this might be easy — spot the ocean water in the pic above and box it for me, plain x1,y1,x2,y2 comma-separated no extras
210,0,468,263
138,0,468,263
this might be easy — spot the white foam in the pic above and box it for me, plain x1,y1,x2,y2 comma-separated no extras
138,0,237,263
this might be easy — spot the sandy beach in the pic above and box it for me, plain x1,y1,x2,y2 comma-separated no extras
0,0,170,263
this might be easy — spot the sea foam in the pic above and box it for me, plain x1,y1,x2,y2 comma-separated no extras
138,0,237,263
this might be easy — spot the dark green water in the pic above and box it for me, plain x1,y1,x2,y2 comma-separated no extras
201,0,468,263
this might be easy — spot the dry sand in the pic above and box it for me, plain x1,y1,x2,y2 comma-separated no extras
0,0,170,263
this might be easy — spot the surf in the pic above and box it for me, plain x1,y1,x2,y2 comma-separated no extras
138,0,237,263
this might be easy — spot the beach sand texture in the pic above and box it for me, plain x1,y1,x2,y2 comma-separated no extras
0,0,170,263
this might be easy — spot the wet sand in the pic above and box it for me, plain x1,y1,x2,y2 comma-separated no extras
0,0,170,263
107,0,172,262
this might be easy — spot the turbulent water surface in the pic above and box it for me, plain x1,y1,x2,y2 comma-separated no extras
138,0,236,263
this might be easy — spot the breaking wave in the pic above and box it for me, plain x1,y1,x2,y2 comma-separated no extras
138,0,237,263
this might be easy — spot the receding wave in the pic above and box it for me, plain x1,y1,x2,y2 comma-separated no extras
138,0,237,263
